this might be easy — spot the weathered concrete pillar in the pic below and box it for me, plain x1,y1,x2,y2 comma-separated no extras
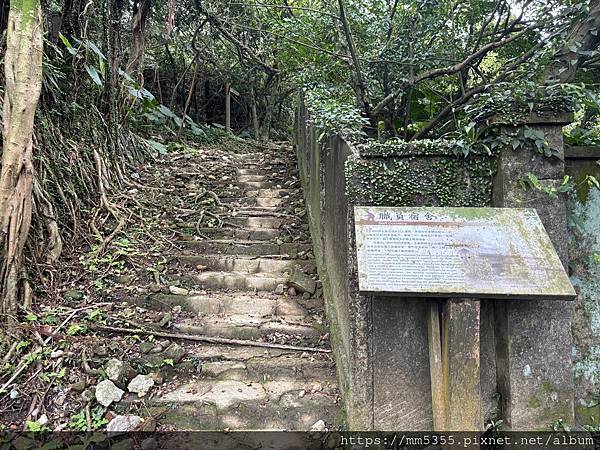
492,111,575,430
442,299,482,431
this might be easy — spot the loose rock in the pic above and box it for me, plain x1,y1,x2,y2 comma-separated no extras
288,268,316,295
169,286,189,296
95,380,124,407
107,415,142,433
274,284,285,295
310,419,326,431
81,389,95,403
92,344,108,357
69,381,86,393
162,342,186,364
139,341,155,354
105,358,137,389
128,374,154,397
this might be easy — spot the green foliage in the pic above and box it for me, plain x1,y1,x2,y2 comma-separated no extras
359,136,492,159
68,407,108,431
489,126,561,158
467,82,576,125
304,86,369,138
345,138,494,207
25,421,50,433
565,127,600,146
520,174,572,198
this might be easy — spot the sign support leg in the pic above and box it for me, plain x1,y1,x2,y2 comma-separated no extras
442,298,482,430
427,300,445,431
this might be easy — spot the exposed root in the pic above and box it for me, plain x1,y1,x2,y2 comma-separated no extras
89,324,332,353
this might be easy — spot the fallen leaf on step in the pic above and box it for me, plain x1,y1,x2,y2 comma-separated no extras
196,264,208,272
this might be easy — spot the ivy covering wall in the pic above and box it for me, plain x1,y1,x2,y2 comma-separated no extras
344,138,496,207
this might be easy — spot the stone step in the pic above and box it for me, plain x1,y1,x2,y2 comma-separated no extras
228,216,283,229
233,206,280,213
176,255,316,274
208,180,273,190
245,189,295,198
239,181,271,189
195,227,281,240
198,352,336,382
173,316,323,342
177,240,311,256
235,168,265,176
143,379,338,430
153,379,337,406
191,271,287,291
124,293,309,317
219,197,284,207
255,197,284,207
237,174,267,183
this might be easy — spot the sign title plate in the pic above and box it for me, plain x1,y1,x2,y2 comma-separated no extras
354,207,576,300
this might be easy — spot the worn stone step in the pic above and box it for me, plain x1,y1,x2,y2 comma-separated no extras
231,208,299,217
255,197,283,207
235,168,265,176
239,181,271,189
228,216,283,229
199,352,336,382
124,293,308,317
233,206,280,213
144,381,338,430
245,189,295,198
208,180,272,190
192,271,286,291
195,227,281,240
219,197,284,208
237,174,267,183
176,255,316,274
177,240,311,256
154,378,337,405
173,316,323,342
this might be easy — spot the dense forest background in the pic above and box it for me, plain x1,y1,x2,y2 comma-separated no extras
0,0,599,433
0,0,598,374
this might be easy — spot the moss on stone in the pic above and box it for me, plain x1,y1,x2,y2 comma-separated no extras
344,142,495,207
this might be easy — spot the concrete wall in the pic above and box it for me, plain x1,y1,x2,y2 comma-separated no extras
296,101,497,429
296,103,591,431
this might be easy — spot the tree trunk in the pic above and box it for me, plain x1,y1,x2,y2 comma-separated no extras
544,0,600,83
335,0,370,117
0,0,44,319
127,0,153,76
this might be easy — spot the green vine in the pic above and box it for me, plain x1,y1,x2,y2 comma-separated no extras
345,139,495,207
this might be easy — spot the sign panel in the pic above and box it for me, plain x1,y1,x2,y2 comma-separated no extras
354,207,576,300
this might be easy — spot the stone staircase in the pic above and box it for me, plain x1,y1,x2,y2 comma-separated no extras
120,146,340,431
